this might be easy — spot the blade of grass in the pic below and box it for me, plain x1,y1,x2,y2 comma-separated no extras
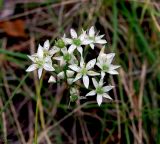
0,73,29,114
0,49,28,60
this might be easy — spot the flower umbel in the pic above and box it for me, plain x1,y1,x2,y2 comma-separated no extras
26,26,120,106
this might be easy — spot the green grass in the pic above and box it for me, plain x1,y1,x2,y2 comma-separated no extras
0,0,160,143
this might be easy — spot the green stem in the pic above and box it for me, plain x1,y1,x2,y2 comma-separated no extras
34,75,43,144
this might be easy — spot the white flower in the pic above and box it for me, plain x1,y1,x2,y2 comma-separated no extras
64,29,91,55
69,57,99,88
26,44,55,79
40,40,59,57
57,70,75,84
96,50,120,77
54,47,77,66
86,77,114,106
87,26,107,49
48,76,56,83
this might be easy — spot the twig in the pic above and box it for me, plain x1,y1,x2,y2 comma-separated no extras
37,101,96,143
0,0,88,22
138,61,147,144
111,77,121,142
0,98,7,144
2,68,26,144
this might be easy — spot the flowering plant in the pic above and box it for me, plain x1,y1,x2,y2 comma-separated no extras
26,26,120,106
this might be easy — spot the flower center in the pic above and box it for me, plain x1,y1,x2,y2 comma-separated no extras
81,68,87,75
43,50,50,57
96,87,104,94
36,59,44,67
55,39,65,48
73,38,81,46
63,53,71,62
102,64,109,71
89,36,95,41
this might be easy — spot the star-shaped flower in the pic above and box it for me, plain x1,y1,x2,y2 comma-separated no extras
64,29,91,55
87,26,107,49
69,57,99,88
39,40,59,57
26,44,55,79
96,50,120,77
86,77,114,106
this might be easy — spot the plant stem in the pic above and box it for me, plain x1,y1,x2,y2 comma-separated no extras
34,76,43,144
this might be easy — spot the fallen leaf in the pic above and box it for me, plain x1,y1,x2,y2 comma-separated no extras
0,19,27,37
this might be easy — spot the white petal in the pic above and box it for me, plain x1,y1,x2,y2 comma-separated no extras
87,71,100,76
103,86,114,92
68,45,76,53
79,31,86,41
26,64,38,72
97,34,104,39
80,57,84,68
54,56,63,61
99,78,104,87
43,40,50,50
92,78,98,88
77,46,83,55
103,93,112,100
89,26,95,37
37,44,43,58
109,65,120,70
38,68,43,79
49,46,60,55
97,94,103,106
27,55,36,62
67,78,74,85
83,75,89,89
69,64,80,72
70,28,77,38
90,43,94,49
86,58,96,70
66,70,74,77
86,90,96,96
60,60,66,66
106,53,115,64
73,73,82,82
101,71,105,79
43,63,55,71
108,70,119,75
98,53,107,64
44,56,52,63
82,39,92,45
96,39,107,44
96,62,102,69
57,71,65,79
61,47,68,54
62,38,72,44
48,76,56,83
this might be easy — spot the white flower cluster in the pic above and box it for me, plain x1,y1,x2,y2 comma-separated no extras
26,26,120,106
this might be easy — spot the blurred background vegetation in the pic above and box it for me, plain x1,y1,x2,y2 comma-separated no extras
0,0,160,143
